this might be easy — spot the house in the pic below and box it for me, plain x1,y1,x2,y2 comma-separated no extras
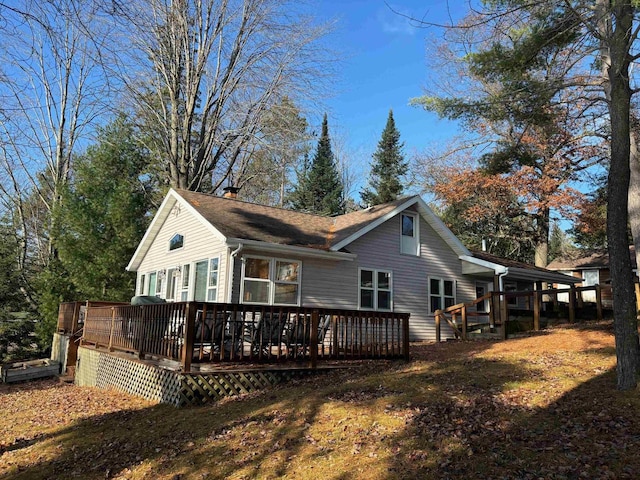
546,246,638,307
126,189,578,341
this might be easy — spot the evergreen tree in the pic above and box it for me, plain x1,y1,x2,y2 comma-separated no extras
289,114,344,215
57,115,153,301
361,110,407,205
0,219,40,361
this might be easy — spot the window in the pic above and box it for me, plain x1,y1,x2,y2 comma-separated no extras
241,256,301,305
207,258,219,302
156,270,165,297
583,269,599,286
400,213,418,255
475,284,488,313
359,268,392,311
429,277,455,313
505,282,518,306
148,272,157,296
180,264,190,301
138,274,146,296
169,233,184,251
166,268,178,300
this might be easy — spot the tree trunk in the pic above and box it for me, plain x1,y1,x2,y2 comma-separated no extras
606,1,640,390
629,129,640,282
534,208,550,268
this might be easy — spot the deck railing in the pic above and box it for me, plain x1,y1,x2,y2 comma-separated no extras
435,284,605,341
79,301,410,371
57,301,130,335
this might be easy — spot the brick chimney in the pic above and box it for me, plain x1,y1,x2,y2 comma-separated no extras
222,186,240,199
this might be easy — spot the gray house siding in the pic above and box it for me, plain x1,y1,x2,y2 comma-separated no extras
346,212,475,341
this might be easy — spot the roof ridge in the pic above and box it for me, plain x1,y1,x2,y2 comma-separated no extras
175,188,336,220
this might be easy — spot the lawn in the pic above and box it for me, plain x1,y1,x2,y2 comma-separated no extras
1,321,638,479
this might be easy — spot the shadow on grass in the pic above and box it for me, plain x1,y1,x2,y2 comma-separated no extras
4,328,633,480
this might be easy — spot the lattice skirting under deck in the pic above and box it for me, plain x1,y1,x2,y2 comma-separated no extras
75,346,315,407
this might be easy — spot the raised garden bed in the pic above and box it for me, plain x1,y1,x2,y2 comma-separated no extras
1,359,61,383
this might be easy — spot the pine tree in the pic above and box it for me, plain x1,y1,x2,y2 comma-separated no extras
289,114,344,215
361,110,407,206
57,115,153,302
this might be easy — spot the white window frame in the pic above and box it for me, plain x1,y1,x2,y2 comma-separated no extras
207,257,220,302
156,269,165,297
168,233,185,252
180,263,191,301
400,212,419,256
165,268,179,301
147,271,157,296
358,268,393,311
240,256,301,306
428,277,456,313
138,274,146,296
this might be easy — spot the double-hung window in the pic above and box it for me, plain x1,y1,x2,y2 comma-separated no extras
359,268,392,311
166,268,178,300
400,213,419,255
180,264,190,301
429,277,455,313
207,258,219,301
242,257,300,305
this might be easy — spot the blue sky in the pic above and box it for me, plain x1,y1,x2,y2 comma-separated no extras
313,1,469,196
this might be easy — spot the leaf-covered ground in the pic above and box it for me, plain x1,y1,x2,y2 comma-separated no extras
2,321,638,479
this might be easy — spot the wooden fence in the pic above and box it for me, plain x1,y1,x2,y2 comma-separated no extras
435,284,606,342
78,301,411,371
57,301,130,335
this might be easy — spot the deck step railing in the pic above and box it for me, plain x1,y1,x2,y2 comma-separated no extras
435,285,605,341
77,301,410,371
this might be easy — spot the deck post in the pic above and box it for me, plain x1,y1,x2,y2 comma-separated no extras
500,293,508,340
108,307,116,351
181,302,197,372
71,301,81,335
596,284,603,321
533,283,541,331
402,314,410,360
568,285,576,323
461,305,467,341
435,310,441,343
310,310,319,369
635,282,640,313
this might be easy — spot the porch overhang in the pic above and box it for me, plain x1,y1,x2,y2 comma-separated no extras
460,254,580,285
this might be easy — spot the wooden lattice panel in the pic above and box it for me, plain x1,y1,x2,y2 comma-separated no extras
95,353,182,405
76,346,318,407
177,370,309,406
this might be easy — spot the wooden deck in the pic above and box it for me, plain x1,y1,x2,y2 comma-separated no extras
59,301,410,372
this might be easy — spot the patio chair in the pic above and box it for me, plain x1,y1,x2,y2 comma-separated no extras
193,309,226,358
251,311,287,357
286,313,332,358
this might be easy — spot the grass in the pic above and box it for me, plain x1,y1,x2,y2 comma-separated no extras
1,320,639,479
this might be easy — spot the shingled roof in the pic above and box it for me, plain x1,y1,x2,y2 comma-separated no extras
546,246,637,270
176,189,415,251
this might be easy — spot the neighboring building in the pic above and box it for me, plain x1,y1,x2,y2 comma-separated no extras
546,246,638,307
127,189,577,341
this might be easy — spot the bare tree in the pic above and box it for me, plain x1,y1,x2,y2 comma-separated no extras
110,0,333,192
0,0,112,264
